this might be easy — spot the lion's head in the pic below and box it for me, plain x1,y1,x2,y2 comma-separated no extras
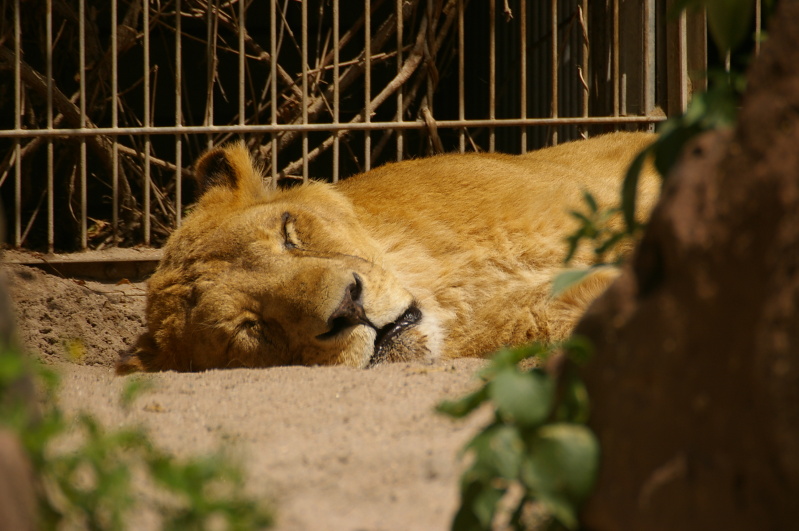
117,143,429,373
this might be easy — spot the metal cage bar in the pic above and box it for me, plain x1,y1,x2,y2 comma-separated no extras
1,0,705,252
550,0,559,145
364,0,372,171
333,0,341,182
143,0,152,245
111,0,119,243
269,0,278,188
301,0,310,182
13,0,21,247
488,0,496,153
457,0,465,153
395,0,404,161
46,0,54,253
78,0,87,249
175,0,183,227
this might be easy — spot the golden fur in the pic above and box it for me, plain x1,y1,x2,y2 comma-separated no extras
117,132,659,373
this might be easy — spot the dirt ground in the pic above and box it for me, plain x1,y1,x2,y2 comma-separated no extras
5,257,492,531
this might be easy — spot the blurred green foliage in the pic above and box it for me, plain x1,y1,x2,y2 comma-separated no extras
0,347,273,531
438,339,597,530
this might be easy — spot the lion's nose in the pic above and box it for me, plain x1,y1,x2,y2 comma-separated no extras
320,274,369,338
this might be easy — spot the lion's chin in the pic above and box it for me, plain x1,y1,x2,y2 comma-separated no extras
367,306,422,367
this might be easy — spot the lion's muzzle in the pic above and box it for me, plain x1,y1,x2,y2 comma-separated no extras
316,273,370,340
370,305,422,366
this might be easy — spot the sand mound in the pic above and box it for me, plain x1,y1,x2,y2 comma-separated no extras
6,261,488,530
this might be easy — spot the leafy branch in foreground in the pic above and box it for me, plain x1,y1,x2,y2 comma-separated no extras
0,347,273,531
438,338,597,531
558,0,755,297
556,66,744,298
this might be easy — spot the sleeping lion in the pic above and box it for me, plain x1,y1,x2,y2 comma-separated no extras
117,132,659,373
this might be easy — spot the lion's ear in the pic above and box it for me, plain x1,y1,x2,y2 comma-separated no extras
193,141,266,201
116,333,159,375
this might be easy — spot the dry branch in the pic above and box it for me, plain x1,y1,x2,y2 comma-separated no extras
277,12,429,176
260,0,424,165
0,45,136,214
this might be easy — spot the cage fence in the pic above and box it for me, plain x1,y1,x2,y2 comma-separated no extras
0,0,715,254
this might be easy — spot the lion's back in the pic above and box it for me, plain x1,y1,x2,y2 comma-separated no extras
335,132,659,356
337,132,657,266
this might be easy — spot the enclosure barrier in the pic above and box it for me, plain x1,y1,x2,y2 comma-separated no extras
0,0,717,253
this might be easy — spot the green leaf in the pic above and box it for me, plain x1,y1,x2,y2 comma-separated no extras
707,0,756,53
0,348,26,388
568,209,593,226
464,423,525,481
489,368,553,429
552,268,592,298
489,344,547,368
563,235,580,265
555,372,591,424
437,386,489,418
521,423,600,529
669,0,756,53
452,480,504,531
594,231,626,256
581,190,598,214
472,484,504,528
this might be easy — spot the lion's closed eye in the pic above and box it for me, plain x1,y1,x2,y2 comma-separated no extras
235,316,263,340
281,212,301,249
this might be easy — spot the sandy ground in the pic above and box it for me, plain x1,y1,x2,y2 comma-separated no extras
5,260,492,531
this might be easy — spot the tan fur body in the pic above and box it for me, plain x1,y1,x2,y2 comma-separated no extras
118,132,659,373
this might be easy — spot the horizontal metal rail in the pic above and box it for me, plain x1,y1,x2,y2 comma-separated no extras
0,115,666,139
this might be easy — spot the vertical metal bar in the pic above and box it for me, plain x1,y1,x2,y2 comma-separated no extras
581,0,589,125
612,0,619,119
333,0,340,182
270,0,278,187
364,0,372,170
13,0,21,246
678,10,688,112
643,0,655,126
488,0,495,152
175,0,183,227
301,0,309,182
143,0,151,245
79,0,87,249
111,0,119,245
395,0,404,161
457,0,465,153
112,0,119,243
239,0,245,127
205,3,216,149
550,0,558,144
46,0,54,253
519,0,527,153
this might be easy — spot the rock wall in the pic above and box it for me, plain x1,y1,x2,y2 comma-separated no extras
577,3,799,530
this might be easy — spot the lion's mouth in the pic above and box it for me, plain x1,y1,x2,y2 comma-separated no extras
369,305,422,366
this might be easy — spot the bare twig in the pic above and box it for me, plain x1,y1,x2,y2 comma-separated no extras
179,0,302,100
421,102,444,154
260,0,423,164
278,13,429,176
115,144,192,179
503,0,513,22
0,45,136,214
